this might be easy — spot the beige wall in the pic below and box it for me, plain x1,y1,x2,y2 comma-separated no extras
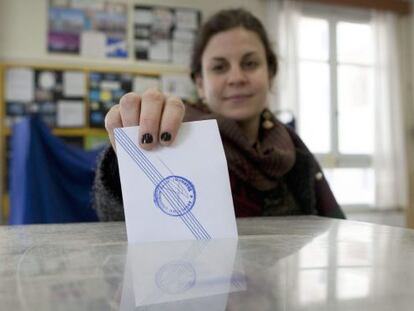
0,0,266,70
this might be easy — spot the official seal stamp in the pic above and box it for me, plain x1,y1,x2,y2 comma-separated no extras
155,260,196,294
154,175,196,216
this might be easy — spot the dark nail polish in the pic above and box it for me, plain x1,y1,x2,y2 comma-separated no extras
160,132,172,142
141,133,153,144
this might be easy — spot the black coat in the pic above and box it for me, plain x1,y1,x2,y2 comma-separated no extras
92,125,345,221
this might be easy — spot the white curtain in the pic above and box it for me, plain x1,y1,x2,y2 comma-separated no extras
265,1,409,210
265,0,301,114
372,12,408,209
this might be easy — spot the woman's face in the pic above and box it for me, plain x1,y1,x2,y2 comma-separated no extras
196,27,271,122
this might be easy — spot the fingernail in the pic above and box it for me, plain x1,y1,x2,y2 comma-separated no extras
160,132,172,142
141,133,153,144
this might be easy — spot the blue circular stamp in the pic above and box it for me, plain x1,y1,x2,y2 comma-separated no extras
154,175,196,217
155,260,196,294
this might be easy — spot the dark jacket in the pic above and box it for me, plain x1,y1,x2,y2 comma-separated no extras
92,124,345,221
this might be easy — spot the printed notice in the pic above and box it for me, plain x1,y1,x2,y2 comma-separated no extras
56,100,85,127
5,68,35,102
63,71,85,97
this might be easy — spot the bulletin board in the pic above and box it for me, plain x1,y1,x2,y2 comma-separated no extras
133,5,201,65
5,68,86,128
0,62,197,222
88,71,161,128
88,71,133,128
0,64,154,221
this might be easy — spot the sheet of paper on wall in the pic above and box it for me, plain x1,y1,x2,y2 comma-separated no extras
80,31,106,58
173,29,196,41
175,9,199,30
56,100,85,127
115,120,238,243
161,74,196,101
106,37,128,58
133,76,160,94
63,71,85,97
134,8,153,25
5,68,35,102
153,7,174,29
38,71,56,90
70,0,105,12
172,40,193,66
100,80,121,91
149,39,170,62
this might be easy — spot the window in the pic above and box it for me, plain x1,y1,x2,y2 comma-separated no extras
297,10,375,208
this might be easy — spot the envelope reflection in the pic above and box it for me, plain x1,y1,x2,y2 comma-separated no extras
120,239,245,310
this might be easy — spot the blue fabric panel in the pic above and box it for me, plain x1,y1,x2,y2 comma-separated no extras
9,117,102,224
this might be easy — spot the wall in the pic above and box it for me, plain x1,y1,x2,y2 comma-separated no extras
407,14,414,227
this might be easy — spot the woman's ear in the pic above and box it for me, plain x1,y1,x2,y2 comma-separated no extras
195,75,205,99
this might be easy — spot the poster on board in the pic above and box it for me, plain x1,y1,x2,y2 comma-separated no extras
48,0,128,58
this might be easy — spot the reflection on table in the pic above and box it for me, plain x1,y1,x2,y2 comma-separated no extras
121,239,245,310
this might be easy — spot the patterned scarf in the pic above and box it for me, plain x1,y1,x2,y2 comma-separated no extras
184,102,296,191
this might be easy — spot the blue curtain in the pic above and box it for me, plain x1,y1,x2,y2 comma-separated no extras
9,117,103,224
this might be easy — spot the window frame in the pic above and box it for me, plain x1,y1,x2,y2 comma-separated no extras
298,4,375,209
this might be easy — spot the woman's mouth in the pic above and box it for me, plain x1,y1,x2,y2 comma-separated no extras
223,94,254,101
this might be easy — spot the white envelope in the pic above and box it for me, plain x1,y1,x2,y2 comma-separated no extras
115,120,238,243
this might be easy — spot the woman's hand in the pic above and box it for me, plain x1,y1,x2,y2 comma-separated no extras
105,88,186,151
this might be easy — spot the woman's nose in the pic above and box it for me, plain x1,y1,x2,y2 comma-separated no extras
227,66,247,86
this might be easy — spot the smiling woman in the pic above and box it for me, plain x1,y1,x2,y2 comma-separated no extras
93,8,346,222
193,27,270,144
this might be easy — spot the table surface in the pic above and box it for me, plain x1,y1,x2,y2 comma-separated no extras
1,216,414,311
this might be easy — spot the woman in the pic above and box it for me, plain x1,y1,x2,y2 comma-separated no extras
93,8,345,221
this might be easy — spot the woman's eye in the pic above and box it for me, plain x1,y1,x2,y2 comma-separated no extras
211,64,226,72
243,60,259,69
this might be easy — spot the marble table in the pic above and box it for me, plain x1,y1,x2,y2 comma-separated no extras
1,216,414,310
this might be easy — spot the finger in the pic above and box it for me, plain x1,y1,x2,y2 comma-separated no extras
119,92,141,127
139,88,165,150
104,104,122,152
159,96,185,146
